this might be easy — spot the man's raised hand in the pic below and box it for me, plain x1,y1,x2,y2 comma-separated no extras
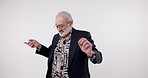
78,38,94,57
24,39,41,48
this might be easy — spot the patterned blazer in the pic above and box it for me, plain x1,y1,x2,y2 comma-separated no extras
36,28,103,78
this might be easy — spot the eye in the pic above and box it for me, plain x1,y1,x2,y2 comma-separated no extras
55,24,65,28
60,25,64,28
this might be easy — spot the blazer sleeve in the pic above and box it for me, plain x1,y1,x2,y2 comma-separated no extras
35,34,59,58
87,32,103,64
35,45,52,58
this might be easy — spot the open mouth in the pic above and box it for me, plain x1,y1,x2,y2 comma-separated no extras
59,30,64,35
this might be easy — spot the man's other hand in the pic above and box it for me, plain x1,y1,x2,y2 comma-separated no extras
24,39,41,48
78,38,94,57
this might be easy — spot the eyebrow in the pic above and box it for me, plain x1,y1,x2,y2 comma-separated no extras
56,24,64,26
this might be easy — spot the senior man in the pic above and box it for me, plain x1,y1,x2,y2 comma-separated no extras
24,11,103,78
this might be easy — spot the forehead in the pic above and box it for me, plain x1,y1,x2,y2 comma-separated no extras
55,15,67,24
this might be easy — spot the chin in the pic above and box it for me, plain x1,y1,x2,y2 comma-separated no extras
59,33,67,38
59,26,72,38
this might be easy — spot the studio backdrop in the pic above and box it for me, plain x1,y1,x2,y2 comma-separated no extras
0,0,148,78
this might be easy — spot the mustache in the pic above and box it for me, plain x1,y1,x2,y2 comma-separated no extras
59,30,64,33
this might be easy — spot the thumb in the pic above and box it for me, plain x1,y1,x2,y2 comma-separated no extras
78,41,83,49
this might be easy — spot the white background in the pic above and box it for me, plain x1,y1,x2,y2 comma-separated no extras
0,0,148,78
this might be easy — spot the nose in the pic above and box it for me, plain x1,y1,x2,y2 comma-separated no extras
57,27,64,33
57,27,62,31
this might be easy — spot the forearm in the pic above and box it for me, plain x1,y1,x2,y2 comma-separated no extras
90,49,103,64
36,45,50,58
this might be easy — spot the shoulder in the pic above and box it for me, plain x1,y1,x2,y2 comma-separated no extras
51,33,60,43
73,28,91,37
53,33,60,39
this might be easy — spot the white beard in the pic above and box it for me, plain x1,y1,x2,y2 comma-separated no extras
59,26,71,38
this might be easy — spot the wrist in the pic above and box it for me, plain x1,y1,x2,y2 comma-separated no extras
87,51,95,58
37,44,41,50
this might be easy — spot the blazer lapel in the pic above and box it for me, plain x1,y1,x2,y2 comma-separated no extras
49,34,60,59
68,28,79,68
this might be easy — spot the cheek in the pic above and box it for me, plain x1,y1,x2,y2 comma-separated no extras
63,27,67,30
61,27,67,32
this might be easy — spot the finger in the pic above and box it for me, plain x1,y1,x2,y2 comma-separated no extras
26,41,30,45
29,39,35,42
82,41,89,48
28,42,34,47
82,41,91,49
78,38,87,49
78,38,82,44
30,43,34,47
79,38,86,45
78,38,82,46
30,44,35,48
24,42,28,44
84,44,90,49
81,40,87,47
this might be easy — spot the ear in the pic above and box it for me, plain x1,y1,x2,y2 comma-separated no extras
69,21,73,27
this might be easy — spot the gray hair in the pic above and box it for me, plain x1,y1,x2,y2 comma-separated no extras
56,11,73,22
